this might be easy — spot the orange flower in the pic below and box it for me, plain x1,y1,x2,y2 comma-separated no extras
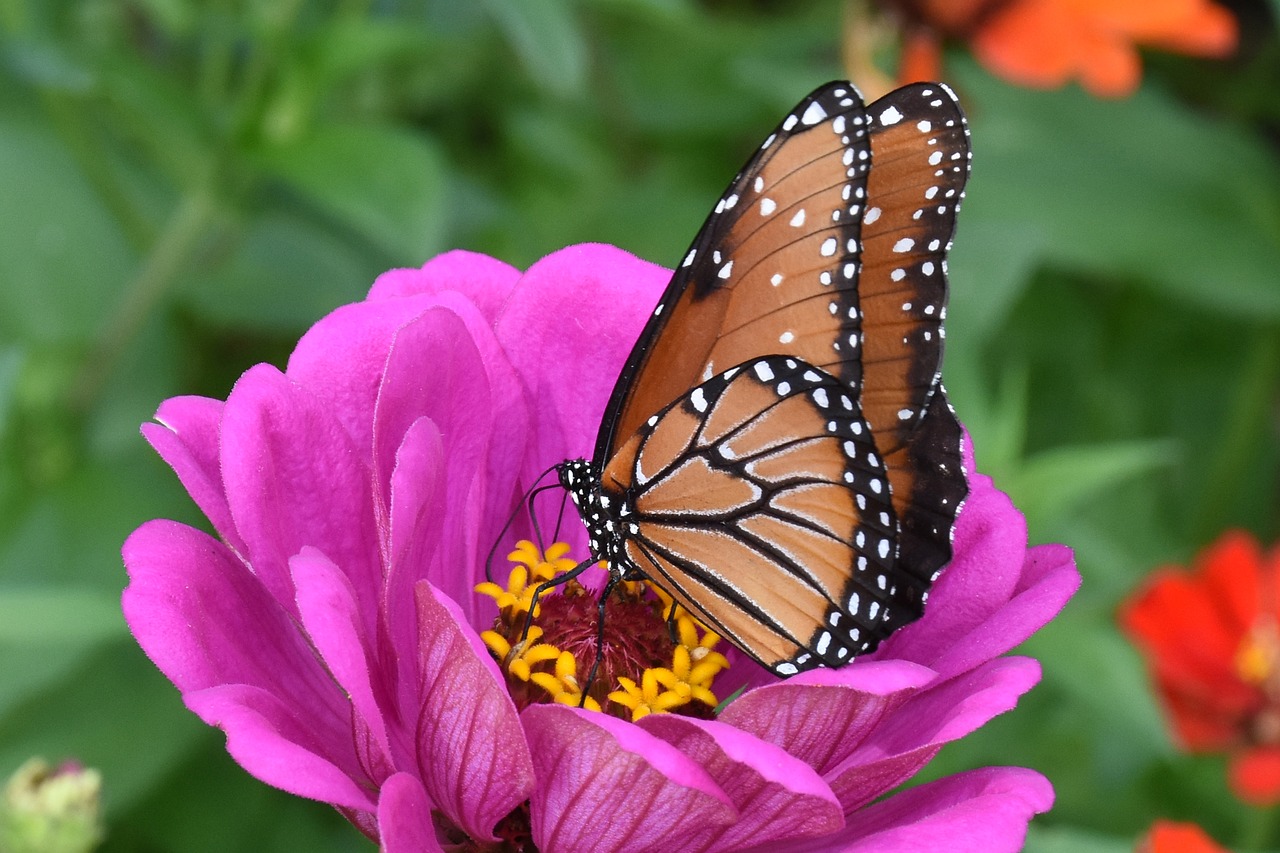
1120,531,1280,805
1137,820,1230,853
881,0,1237,97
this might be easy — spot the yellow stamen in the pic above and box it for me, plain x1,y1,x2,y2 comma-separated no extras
478,541,729,720
476,539,579,619
530,651,602,712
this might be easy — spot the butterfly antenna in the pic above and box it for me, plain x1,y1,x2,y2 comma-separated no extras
550,486,570,544
526,481,566,553
484,464,559,583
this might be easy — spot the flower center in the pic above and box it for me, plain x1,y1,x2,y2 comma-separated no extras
476,540,730,721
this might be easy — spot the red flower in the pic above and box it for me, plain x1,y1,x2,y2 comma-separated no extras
1137,820,1230,853
1120,530,1280,805
882,0,1237,97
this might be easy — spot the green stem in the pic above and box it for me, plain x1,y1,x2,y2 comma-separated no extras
41,92,155,252
66,188,218,414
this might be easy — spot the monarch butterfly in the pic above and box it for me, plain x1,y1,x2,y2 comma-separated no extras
553,81,970,678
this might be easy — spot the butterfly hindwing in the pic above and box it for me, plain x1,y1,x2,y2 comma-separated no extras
600,355,917,674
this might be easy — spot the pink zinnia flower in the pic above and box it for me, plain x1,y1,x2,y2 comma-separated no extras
123,244,1079,851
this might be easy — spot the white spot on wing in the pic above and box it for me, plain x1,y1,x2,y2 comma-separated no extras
801,101,828,125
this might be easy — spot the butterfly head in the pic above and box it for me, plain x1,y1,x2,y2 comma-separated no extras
556,459,631,570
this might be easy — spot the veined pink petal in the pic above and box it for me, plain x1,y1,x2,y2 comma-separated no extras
638,715,843,852
373,300,531,625
411,581,535,842
718,660,936,775
122,521,350,727
384,416,447,681
285,296,452,458
873,471,1026,669
219,364,380,622
522,704,735,853
925,543,1079,681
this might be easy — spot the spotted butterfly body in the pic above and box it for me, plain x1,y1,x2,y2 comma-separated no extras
558,81,970,676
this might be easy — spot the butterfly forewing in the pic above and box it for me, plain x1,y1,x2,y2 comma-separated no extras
603,356,910,674
858,86,968,475
595,83,873,465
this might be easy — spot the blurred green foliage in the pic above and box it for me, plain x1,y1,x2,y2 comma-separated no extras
1,0,1278,850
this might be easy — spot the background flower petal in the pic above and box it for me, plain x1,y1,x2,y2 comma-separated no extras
522,704,735,853
638,715,843,852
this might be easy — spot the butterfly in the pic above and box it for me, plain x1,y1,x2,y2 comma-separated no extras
555,81,970,677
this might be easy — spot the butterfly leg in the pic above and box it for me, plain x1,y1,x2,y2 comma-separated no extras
521,556,596,645
580,571,620,706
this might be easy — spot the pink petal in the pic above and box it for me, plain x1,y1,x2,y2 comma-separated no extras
718,660,935,775
925,544,1078,681
368,250,522,322
411,581,535,842
373,300,531,624
874,472,1027,669
638,715,843,852
383,416,448,669
290,547,394,772
184,683,376,812
496,244,671,487
122,520,350,731
522,705,735,853
837,767,1054,852
285,297,445,459
142,395,241,554
378,772,447,853
219,364,380,621
827,656,1043,810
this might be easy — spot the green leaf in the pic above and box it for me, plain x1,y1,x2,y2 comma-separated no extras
0,38,95,93
1006,439,1176,530
255,124,448,264
1024,824,1135,853
958,64,1280,319
479,0,588,98
0,645,207,814
0,590,124,646
180,213,380,332
0,113,135,343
